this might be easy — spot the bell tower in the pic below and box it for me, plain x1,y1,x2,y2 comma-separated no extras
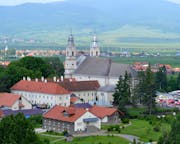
64,33,77,78
90,35,100,57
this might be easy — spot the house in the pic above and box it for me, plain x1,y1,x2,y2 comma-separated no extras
96,85,116,106
0,93,32,110
11,80,71,108
89,106,121,124
59,80,100,103
43,105,101,134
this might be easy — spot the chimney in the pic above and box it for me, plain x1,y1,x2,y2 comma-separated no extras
53,76,57,82
57,79,60,82
35,78,38,82
61,76,64,81
41,76,44,82
44,79,47,83
70,78,72,82
23,77,26,80
27,77,31,81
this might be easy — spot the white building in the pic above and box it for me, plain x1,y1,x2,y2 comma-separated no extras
11,80,70,108
64,34,137,86
0,93,32,110
59,80,100,103
96,85,116,106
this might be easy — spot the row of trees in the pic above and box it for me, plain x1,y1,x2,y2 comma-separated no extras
113,65,180,115
0,56,64,92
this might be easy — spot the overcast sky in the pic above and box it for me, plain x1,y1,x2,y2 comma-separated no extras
0,0,180,6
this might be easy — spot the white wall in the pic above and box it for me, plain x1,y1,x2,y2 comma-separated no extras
11,90,70,108
11,100,19,110
73,91,97,103
74,111,101,132
97,91,113,106
21,96,32,109
101,116,108,123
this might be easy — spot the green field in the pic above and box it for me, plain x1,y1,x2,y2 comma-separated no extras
120,119,170,142
112,56,180,67
38,135,130,144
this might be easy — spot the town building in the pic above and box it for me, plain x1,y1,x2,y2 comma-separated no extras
0,93,32,110
64,33,137,86
59,80,100,103
43,105,101,134
96,85,116,106
89,106,121,124
11,79,71,108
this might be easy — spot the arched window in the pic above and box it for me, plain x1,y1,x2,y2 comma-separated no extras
72,51,74,56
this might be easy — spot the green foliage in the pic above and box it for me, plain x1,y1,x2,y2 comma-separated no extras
27,115,42,128
155,66,167,91
113,71,131,113
158,114,180,144
0,56,64,92
121,118,130,124
134,66,156,115
0,113,42,144
107,125,121,133
43,57,64,77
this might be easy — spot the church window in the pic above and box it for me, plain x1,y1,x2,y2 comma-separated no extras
72,51,74,56
96,51,98,56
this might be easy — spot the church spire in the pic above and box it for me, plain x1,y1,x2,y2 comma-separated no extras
90,34,100,57
67,33,75,48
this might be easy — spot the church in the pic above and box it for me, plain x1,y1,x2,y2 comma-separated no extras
64,33,137,87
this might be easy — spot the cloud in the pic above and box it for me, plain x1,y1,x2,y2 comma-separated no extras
166,0,180,4
0,0,65,6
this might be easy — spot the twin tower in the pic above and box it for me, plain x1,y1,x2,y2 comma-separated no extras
64,33,100,78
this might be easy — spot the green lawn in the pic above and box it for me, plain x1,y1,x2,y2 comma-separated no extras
55,136,130,144
112,56,180,67
121,119,170,142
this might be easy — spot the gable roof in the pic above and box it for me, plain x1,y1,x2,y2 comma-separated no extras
98,85,116,92
11,80,70,95
59,80,100,91
74,56,137,78
43,105,87,122
0,93,21,107
74,57,111,76
89,106,118,119
73,103,93,109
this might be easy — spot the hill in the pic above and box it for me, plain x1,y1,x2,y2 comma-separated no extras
0,0,180,52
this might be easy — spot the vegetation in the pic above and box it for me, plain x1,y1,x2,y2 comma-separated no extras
0,113,42,144
158,114,180,144
47,136,130,144
0,56,64,92
113,71,131,113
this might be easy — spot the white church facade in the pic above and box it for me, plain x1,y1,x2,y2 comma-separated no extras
64,33,137,86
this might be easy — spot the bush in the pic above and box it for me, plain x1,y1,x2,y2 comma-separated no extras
122,118,129,124
153,125,160,132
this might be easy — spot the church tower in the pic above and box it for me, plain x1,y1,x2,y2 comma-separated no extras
64,33,77,78
90,35,100,57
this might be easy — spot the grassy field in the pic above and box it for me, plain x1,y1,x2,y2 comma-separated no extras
112,56,180,67
121,119,170,142
38,135,130,144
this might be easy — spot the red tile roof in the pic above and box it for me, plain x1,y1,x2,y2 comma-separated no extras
59,80,100,91
70,96,79,104
11,80,70,95
0,93,21,107
43,105,87,122
89,106,118,119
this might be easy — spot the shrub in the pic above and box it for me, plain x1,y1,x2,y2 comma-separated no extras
122,118,129,124
153,125,160,132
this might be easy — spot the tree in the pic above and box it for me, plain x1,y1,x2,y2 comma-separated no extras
134,65,156,115
158,114,180,144
0,56,61,92
43,57,64,77
0,113,42,144
177,73,180,89
113,71,131,113
155,66,167,91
